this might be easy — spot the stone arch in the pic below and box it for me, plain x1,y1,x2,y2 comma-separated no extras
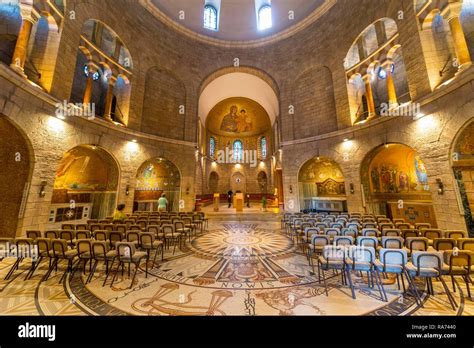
50,144,121,225
0,115,35,237
134,157,182,212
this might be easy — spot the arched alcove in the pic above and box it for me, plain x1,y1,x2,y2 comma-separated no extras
51,145,119,224
298,157,346,212
134,157,181,212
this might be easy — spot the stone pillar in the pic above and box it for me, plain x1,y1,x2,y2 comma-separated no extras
384,61,398,108
10,5,39,76
443,1,472,69
103,75,117,120
82,64,97,105
363,74,376,119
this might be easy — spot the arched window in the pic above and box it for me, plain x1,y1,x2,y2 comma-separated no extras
260,136,267,159
233,140,243,162
203,5,218,31
258,5,272,30
209,137,216,158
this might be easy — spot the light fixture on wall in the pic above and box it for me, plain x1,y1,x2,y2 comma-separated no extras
349,183,355,194
125,185,130,196
289,185,293,194
39,181,47,197
436,179,444,195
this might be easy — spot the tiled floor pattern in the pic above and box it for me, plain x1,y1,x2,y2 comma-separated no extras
0,220,473,316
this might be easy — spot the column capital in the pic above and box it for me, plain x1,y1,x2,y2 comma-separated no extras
441,1,463,22
19,4,40,24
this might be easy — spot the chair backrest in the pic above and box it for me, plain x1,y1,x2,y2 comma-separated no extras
87,219,98,224
162,224,174,235
93,230,108,241
304,227,320,239
457,238,474,251
75,230,91,240
60,230,74,242
356,236,378,248
109,231,124,243
415,223,431,230
103,224,115,232
322,245,346,261
381,236,403,249
405,237,429,252
75,224,89,231
140,232,155,246
36,238,51,255
137,220,147,229
379,248,408,269
362,222,377,229
396,223,411,230
382,229,401,237
333,236,353,246
377,218,391,224
421,229,442,240
126,230,140,243
379,223,394,231
443,250,473,270
116,242,136,261
411,251,443,273
341,228,357,238
15,238,35,259
432,238,456,251
115,224,127,234
392,218,405,224
26,230,41,240
346,223,360,231
51,239,69,258
300,222,312,230
324,228,340,237
45,230,59,239
361,228,379,237
77,240,91,257
147,225,160,235
90,223,102,232
347,245,376,264
315,222,328,231
61,224,75,230
91,241,110,259
445,230,468,240
174,221,186,230
330,222,343,229
401,229,419,239
311,235,330,247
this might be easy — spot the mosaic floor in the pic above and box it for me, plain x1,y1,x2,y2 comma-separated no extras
1,220,473,316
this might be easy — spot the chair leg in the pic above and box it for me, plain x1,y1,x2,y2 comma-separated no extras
86,260,99,284
25,256,43,280
5,258,22,280
103,258,115,287
320,262,328,296
110,260,122,287
42,258,57,282
346,268,356,300
464,275,472,300
438,275,457,310
451,275,456,292
373,270,387,302
404,270,423,308
401,272,406,293
130,262,139,289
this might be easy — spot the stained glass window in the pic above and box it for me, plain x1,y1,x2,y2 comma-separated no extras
261,137,267,159
204,5,218,31
233,140,243,162
210,137,216,158
258,5,272,30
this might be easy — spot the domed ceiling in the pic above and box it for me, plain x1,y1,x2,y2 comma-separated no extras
140,0,335,46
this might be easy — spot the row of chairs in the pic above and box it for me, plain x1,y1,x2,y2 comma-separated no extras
26,221,195,255
298,226,468,247
316,244,472,310
0,232,164,289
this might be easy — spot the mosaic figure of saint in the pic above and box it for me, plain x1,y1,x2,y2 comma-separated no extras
371,168,380,192
399,171,409,191
414,156,428,184
220,105,239,132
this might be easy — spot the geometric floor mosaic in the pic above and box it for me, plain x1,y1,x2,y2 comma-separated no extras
1,220,474,316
